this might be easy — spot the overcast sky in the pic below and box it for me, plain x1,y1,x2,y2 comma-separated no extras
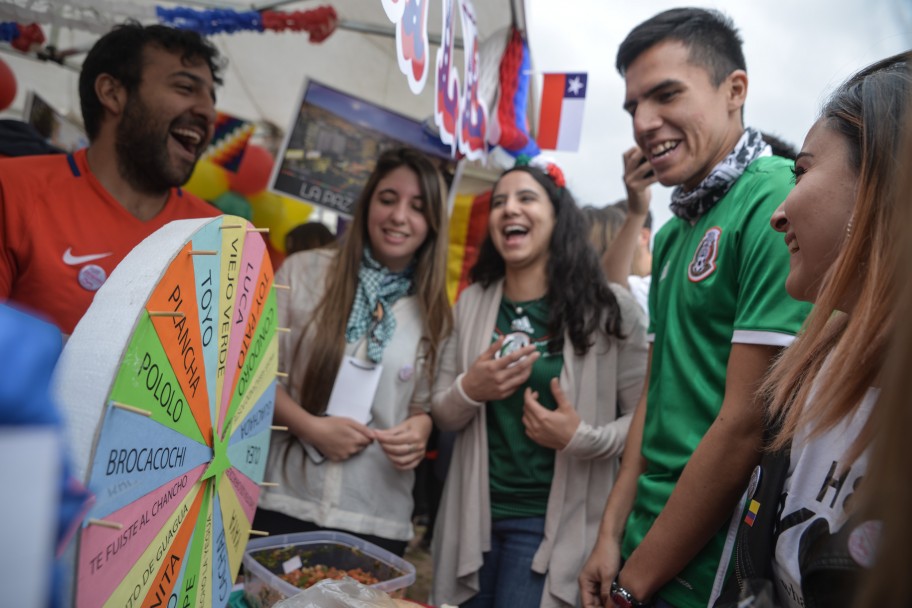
524,0,912,231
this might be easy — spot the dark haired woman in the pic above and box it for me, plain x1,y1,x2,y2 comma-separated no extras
255,147,452,556
430,161,648,607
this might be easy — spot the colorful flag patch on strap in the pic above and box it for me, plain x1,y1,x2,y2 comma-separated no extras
537,72,587,152
744,499,761,527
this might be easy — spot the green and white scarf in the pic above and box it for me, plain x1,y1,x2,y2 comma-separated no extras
345,247,414,363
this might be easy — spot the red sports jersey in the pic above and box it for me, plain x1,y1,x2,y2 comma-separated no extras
0,149,220,333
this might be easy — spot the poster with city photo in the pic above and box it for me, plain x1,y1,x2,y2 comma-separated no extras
23,91,88,153
270,80,453,217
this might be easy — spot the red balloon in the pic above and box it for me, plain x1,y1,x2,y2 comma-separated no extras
228,144,275,195
0,58,17,112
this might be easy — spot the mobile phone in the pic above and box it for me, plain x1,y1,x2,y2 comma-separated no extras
638,156,655,179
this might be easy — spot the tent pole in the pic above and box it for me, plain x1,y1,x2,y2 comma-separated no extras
252,0,311,10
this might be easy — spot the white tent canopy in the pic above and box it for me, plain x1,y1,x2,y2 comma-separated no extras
0,0,526,140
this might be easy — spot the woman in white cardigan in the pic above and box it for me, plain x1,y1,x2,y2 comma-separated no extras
256,148,452,556
430,160,648,607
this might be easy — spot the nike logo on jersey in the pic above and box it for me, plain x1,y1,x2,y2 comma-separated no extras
62,248,113,265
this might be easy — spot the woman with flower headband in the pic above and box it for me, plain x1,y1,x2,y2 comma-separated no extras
429,159,649,607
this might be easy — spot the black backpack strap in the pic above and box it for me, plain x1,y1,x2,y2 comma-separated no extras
714,444,791,607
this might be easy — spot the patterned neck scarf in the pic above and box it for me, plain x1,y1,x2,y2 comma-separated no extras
345,247,414,363
670,127,771,223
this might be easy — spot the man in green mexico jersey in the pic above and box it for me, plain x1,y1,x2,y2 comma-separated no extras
580,8,812,608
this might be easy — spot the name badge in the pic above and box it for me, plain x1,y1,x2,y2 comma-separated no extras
325,356,383,425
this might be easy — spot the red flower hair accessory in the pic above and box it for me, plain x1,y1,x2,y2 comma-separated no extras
527,155,566,189
544,162,566,188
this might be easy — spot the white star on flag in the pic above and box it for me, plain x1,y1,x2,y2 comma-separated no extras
567,76,584,95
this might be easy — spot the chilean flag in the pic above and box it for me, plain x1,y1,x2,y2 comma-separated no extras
537,73,587,152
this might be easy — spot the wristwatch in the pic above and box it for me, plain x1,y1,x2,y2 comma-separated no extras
609,579,651,608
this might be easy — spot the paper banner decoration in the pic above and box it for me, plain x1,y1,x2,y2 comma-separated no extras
0,21,45,51
380,0,491,156
157,5,338,40
391,0,431,95
1,5,337,39
434,0,460,155
490,27,540,157
54,216,278,607
446,191,491,303
202,113,255,173
456,0,487,161
381,0,405,23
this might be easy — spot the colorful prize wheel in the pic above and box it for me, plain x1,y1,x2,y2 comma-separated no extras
55,215,279,607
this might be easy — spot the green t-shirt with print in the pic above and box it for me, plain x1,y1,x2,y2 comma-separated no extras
487,296,564,520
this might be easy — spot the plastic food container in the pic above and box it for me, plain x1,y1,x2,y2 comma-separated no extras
242,531,416,608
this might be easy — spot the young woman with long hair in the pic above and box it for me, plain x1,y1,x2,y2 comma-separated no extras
430,161,648,608
852,90,912,606
717,53,910,607
255,147,452,556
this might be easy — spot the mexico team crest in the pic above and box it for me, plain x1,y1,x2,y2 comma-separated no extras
688,227,722,282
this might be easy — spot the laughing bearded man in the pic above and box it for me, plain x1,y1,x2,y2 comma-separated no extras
0,23,222,334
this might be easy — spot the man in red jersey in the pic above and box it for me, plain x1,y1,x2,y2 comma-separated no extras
0,23,223,334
